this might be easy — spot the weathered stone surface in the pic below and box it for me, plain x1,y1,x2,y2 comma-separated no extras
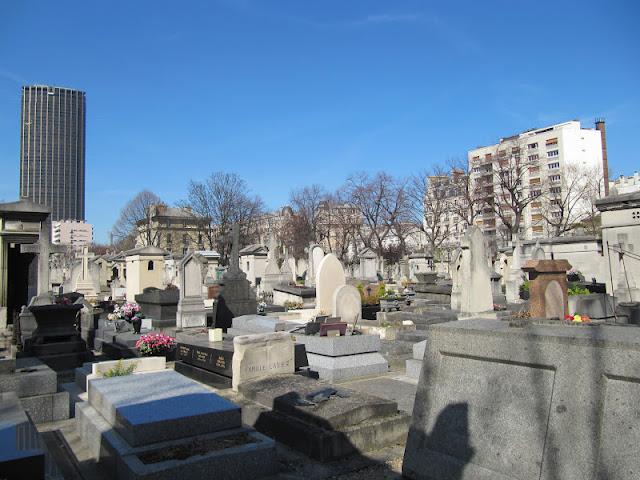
306,352,388,382
403,319,640,480
332,284,361,325
0,357,57,397
239,374,409,461
292,333,381,357
315,254,346,313
523,259,572,319
231,315,288,333
451,228,492,314
87,370,241,447
232,332,294,390
0,392,45,479
18,390,69,424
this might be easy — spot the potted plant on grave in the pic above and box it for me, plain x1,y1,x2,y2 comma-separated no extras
109,302,145,334
519,279,530,300
379,288,403,312
359,283,381,320
135,333,176,359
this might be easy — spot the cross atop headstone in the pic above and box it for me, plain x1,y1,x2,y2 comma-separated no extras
78,246,95,282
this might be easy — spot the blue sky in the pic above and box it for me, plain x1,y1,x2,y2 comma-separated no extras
1,0,638,243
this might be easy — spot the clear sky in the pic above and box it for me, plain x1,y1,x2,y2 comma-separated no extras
1,0,638,243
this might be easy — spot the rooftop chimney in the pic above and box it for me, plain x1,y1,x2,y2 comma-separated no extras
595,118,609,196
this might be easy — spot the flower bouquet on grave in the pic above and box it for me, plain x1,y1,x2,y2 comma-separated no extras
136,333,176,357
121,302,145,334
564,313,591,325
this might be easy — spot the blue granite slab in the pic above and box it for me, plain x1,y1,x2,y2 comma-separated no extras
88,370,241,447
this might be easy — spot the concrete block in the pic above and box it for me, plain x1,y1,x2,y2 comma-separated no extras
88,370,241,447
19,390,70,424
306,352,388,382
403,319,640,480
0,392,45,479
0,358,57,397
405,359,422,380
292,334,381,357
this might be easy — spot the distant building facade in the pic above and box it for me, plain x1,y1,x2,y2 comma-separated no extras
135,204,203,255
52,220,93,248
609,172,640,196
19,85,86,221
468,120,604,244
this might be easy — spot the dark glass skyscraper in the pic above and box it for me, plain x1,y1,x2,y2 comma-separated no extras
19,85,86,221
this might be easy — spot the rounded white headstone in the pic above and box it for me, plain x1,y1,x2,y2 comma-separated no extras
332,284,362,324
315,253,346,313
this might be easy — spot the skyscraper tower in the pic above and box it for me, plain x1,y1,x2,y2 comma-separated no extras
19,85,86,221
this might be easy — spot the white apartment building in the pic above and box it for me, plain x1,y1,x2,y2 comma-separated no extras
468,120,604,244
610,172,640,195
52,220,93,248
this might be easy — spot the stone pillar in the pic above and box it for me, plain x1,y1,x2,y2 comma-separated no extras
522,259,572,320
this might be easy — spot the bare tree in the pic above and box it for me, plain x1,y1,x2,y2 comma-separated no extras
406,166,455,255
111,190,164,247
184,172,264,265
539,162,594,236
289,185,328,245
580,164,606,236
315,192,361,264
488,138,542,242
448,158,485,228
343,172,404,256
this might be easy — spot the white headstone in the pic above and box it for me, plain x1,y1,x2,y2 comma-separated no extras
332,284,362,325
531,241,546,261
177,252,207,328
315,253,346,314
232,332,294,391
506,237,524,303
452,227,493,314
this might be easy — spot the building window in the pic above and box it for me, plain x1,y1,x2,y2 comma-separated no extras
549,175,561,182
148,260,154,271
548,162,560,169
550,187,561,194
547,150,559,157
528,142,538,149
546,138,558,146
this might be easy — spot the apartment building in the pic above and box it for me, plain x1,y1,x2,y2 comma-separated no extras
52,220,93,248
468,120,604,244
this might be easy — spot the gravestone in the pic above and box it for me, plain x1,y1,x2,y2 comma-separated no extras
315,253,346,314
75,370,278,479
73,246,98,299
232,331,294,390
358,247,378,281
451,228,492,314
332,284,361,325
306,244,325,287
134,286,179,328
261,233,285,294
220,225,257,319
531,240,546,260
506,237,524,303
402,319,640,480
176,252,207,329
522,259,572,319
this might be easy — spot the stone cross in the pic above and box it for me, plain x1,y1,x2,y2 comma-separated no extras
78,246,95,282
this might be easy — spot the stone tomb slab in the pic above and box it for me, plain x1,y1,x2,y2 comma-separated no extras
0,392,45,479
87,370,241,447
292,333,380,357
402,319,640,480
240,374,409,461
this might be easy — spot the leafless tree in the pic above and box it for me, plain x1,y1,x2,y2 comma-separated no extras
184,172,264,265
343,172,404,256
580,164,606,235
539,162,595,236
110,190,164,247
488,138,542,242
406,166,455,256
289,184,328,244
315,191,361,264
448,158,485,228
